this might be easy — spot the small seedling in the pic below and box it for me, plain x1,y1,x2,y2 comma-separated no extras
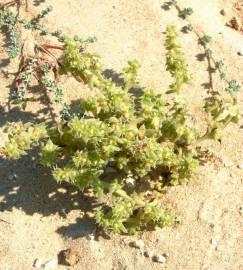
183,23,193,32
199,35,212,45
179,7,193,19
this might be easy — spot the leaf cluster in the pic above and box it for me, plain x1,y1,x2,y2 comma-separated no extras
165,25,191,93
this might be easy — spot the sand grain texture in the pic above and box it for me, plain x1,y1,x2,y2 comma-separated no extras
0,1,242,269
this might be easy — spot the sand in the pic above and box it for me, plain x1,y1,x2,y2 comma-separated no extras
0,0,242,269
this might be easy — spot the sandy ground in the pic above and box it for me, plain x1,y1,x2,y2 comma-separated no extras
0,0,243,269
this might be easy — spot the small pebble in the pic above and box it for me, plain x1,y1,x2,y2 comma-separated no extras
86,234,95,241
144,250,154,258
220,9,226,16
58,248,79,267
227,16,242,31
239,206,243,216
33,258,43,268
237,50,243,56
163,253,169,258
153,255,166,263
237,163,243,170
57,187,67,194
131,239,144,249
209,223,215,229
86,211,95,218
210,238,217,246
43,259,58,270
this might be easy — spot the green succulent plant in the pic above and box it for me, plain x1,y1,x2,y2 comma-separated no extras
0,3,240,235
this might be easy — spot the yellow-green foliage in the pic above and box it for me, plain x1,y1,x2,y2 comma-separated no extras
165,25,191,92
1,26,240,234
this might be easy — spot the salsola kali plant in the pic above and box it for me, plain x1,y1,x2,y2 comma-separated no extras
1,20,240,235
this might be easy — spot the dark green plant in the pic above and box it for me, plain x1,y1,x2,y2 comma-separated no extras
0,8,21,58
183,23,193,32
179,7,193,19
170,0,177,6
199,35,212,45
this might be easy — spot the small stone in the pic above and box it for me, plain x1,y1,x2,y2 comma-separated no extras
43,259,58,270
237,163,243,170
162,252,169,258
86,211,95,218
153,255,166,263
237,50,243,56
239,206,243,216
33,258,43,268
144,250,154,258
57,188,67,194
86,234,95,241
209,223,215,229
131,239,144,249
58,248,79,267
210,238,217,246
220,9,226,16
227,17,242,31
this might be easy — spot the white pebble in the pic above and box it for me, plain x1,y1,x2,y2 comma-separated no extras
210,238,217,246
132,239,144,249
144,250,154,258
153,255,166,263
87,234,95,241
238,163,243,170
43,259,58,270
33,258,43,268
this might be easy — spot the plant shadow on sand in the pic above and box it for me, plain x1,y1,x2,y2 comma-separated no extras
0,94,99,238
0,68,136,240
0,149,98,238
